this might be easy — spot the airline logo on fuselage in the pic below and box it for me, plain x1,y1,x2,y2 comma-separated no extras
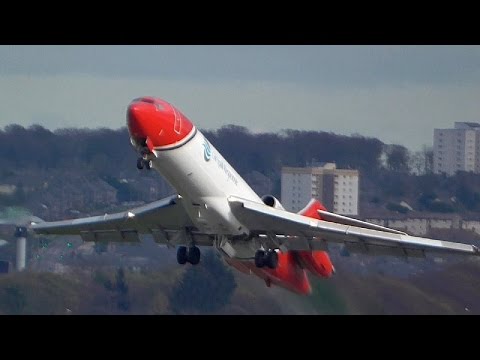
202,138,212,161
201,136,238,185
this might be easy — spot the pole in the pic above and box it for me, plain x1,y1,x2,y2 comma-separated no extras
14,227,27,272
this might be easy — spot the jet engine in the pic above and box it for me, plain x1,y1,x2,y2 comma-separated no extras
261,195,285,210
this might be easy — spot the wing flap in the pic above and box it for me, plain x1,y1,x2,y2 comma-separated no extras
31,194,195,241
79,230,140,243
343,241,425,258
229,196,480,258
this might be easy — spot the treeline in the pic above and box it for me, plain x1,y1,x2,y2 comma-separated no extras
0,123,419,178
204,125,385,175
1,124,480,215
0,124,135,176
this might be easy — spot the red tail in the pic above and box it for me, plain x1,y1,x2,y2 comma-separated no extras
296,199,335,278
228,198,335,295
298,198,328,219
226,254,312,295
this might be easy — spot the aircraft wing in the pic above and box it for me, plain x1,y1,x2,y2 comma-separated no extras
31,194,211,246
228,196,480,258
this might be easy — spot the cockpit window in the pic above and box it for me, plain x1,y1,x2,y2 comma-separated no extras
132,97,156,104
131,97,165,111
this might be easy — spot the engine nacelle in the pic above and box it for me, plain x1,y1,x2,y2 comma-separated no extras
296,251,334,278
261,195,285,210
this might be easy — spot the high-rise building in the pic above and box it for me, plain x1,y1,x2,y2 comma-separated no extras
433,122,480,175
281,163,359,215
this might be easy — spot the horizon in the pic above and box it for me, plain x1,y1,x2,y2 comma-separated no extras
1,45,479,151
0,121,423,152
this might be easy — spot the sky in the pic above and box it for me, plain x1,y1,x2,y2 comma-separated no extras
1,45,479,151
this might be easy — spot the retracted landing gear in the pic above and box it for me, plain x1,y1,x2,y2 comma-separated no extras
254,249,278,269
177,246,201,265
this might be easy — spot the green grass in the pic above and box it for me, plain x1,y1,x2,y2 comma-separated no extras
0,272,83,315
0,206,31,220
306,277,348,315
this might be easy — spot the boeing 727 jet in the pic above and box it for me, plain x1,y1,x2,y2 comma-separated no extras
31,97,480,295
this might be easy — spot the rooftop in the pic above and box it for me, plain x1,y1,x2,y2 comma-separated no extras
454,122,480,130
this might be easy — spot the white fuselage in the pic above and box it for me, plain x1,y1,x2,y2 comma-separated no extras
150,127,263,236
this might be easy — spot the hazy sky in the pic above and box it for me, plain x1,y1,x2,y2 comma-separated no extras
1,45,479,150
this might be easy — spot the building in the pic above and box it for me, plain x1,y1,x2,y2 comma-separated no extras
433,122,480,175
281,163,359,215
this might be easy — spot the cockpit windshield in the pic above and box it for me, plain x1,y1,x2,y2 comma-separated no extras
132,97,155,104
132,97,165,112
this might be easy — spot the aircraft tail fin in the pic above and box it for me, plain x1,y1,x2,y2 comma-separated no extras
297,198,327,220
296,199,334,278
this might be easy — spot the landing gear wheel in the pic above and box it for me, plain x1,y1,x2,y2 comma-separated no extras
255,250,265,268
266,250,278,269
145,159,152,170
188,246,201,265
177,246,187,265
136,157,144,170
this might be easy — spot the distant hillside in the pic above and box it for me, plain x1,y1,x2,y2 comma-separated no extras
1,250,479,315
1,124,480,315
1,124,480,220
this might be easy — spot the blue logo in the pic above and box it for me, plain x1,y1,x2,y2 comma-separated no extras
202,138,212,161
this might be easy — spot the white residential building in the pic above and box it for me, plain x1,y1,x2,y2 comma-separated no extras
433,122,480,175
281,163,359,215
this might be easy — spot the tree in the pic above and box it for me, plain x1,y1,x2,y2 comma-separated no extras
94,242,108,254
13,183,26,205
385,145,410,173
115,267,128,295
410,146,434,175
423,146,434,174
115,267,130,311
169,250,237,314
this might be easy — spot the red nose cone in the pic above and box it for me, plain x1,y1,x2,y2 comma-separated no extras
126,97,195,150
127,101,154,141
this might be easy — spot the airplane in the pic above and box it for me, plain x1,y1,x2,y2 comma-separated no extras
31,96,480,295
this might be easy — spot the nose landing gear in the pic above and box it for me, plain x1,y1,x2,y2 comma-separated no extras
137,157,153,170
136,147,153,170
